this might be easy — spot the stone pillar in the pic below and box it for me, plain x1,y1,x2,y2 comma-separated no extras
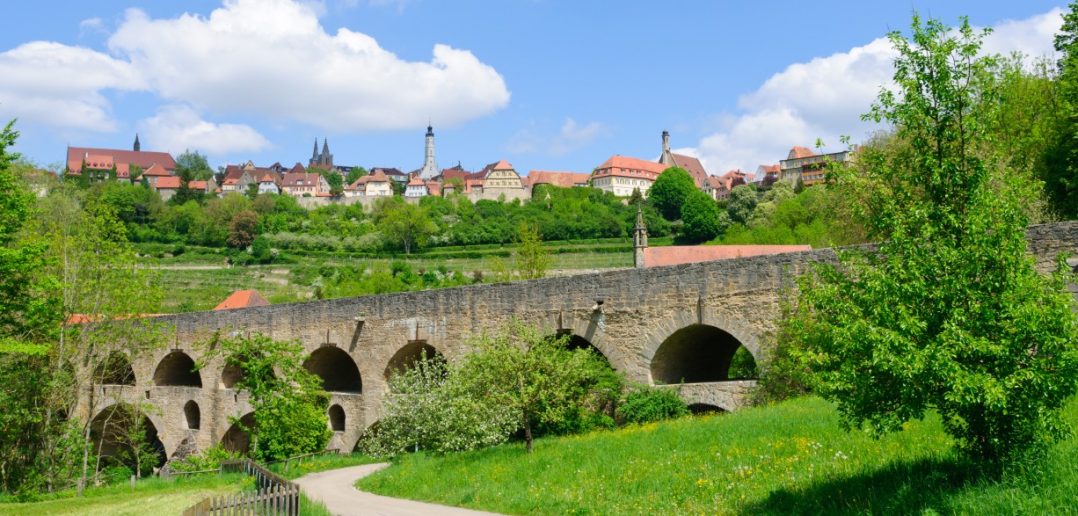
633,204,648,268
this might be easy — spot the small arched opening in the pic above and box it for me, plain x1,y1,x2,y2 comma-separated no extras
550,331,611,363
184,400,201,430
221,412,256,455
153,351,202,387
384,341,444,381
220,362,244,389
304,347,362,393
688,403,727,416
95,352,136,386
650,324,758,384
89,404,166,476
328,405,345,432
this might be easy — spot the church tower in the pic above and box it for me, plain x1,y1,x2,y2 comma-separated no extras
133,133,141,152
419,125,439,179
633,203,648,268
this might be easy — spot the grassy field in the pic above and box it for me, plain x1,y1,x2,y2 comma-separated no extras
0,473,247,516
357,396,1078,515
268,452,381,480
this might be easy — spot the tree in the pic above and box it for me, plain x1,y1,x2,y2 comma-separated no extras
325,171,344,197
648,167,696,220
201,333,330,461
1046,3,1078,217
454,321,619,453
680,190,725,243
227,210,259,249
175,150,213,181
725,184,757,224
346,166,368,184
377,199,436,254
794,15,1078,464
514,222,550,280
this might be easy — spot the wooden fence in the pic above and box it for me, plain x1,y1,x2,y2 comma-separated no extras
183,460,299,516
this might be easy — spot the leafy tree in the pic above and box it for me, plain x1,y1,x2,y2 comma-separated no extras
680,190,725,243
175,150,213,181
201,333,330,461
1048,2,1078,217
377,199,437,254
227,210,259,249
514,222,550,280
325,171,344,197
725,184,758,224
648,167,696,220
794,15,1078,464
346,166,368,184
454,321,619,453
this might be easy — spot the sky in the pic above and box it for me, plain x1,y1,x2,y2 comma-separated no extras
0,0,1068,176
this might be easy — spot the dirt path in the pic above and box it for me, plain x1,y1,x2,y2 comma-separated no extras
294,463,500,516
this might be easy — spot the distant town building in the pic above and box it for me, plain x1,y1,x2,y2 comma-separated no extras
591,155,667,197
65,135,176,181
309,138,334,169
404,174,429,198
704,175,729,201
657,130,708,188
753,164,780,186
347,169,393,197
369,167,409,185
257,174,280,195
221,161,284,194
779,146,852,186
417,125,439,180
280,168,328,197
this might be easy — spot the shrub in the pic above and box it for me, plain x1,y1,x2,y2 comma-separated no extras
616,385,689,425
168,445,242,473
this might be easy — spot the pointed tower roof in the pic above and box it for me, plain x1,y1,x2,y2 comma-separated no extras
322,138,330,154
133,133,141,152
312,138,319,160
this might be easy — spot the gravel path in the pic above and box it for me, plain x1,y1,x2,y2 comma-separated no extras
295,463,500,516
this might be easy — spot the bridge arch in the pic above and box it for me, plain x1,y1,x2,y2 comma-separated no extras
304,347,362,393
95,352,136,386
153,351,202,387
535,312,620,369
642,310,762,385
221,412,256,455
384,341,444,381
89,403,167,476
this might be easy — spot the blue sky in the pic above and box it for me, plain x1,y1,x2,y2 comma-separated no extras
0,0,1066,176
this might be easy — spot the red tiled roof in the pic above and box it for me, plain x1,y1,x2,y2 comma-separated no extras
214,289,270,311
351,169,389,186
281,172,322,188
155,176,182,189
143,162,172,176
188,180,208,190
526,170,591,188
593,156,667,179
788,146,815,159
67,146,176,174
407,175,425,186
643,245,812,268
668,153,708,188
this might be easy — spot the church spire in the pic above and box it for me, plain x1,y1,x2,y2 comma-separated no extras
322,138,330,155
312,138,319,161
133,133,141,152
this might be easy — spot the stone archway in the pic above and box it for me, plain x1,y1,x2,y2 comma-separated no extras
220,362,243,389
642,309,763,385
687,403,726,415
184,400,201,430
89,403,167,476
650,324,756,384
304,347,362,393
95,352,136,386
328,404,345,432
384,341,444,381
536,311,621,371
153,351,202,387
221,412,256,455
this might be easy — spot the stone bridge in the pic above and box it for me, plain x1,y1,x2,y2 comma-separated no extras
77,222,1078,463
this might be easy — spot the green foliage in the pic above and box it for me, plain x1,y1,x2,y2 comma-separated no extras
648,167,696,220
453,322,622,452
1048,2,1078,217
358,355,517,457
679,190,725,243
324,171,344,197
346,167,368,184
226,210,258,249
201,333,330,462
513,222,550,280
375,198,437,254
725,184,758,224
166,445,242,473
794,15,1078,464
615,385,689,425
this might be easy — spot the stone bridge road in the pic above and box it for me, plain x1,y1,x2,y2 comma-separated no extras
295,463,501,516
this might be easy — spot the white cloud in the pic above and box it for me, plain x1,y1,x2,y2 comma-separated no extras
106,0,508,131
687,8,1064,175
0,0,507,134
139,104,270,155
0,41,145,131
507,118,605,156
79,17,107,36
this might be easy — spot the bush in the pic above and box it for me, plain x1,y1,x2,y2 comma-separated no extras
616,385,689,425
168,445,242,473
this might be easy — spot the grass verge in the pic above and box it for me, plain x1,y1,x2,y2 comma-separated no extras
269,453,381,480
357,396,1078,515
0,473,247,516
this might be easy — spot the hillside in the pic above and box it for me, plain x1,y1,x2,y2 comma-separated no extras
358,396,1078,515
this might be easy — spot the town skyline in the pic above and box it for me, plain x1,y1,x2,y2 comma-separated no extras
0,1,1066,175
